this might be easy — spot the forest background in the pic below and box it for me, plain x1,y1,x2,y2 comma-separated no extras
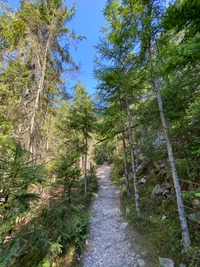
0,0,200,267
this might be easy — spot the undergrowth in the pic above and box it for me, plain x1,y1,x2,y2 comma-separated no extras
0,168,98,267
110,166,200,267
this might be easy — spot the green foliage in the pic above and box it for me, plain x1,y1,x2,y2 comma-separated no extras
94,141,115,165
52,151,81,201
84,166,98,205
0,144,44,243
182,246,200,267
0,1,97,267
68,82,96,147
0,144,98,267
182,187,200,200
0,202,89,267
120,193,183,263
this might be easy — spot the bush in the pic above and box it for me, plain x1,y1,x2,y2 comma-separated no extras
0,202,89,267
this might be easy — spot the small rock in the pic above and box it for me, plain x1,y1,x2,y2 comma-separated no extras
179,264,186,267
152,184,161,196
141,251,148,258
192,198,200,209
187,211,200,223
152,183,171,196
120,222,128,230
138,259,145,267
162,189,171,197
139,177,147,184
159,257,174,267
126,207,131,215
102,209,116,216
161,215,167,221
160,163,166,168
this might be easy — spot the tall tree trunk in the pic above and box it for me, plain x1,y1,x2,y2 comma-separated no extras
122,128,131,195
84,131,88,195
119,92,130,195
126,93,141,215
154,79,190,247
28,15,58,154
29,48,48,154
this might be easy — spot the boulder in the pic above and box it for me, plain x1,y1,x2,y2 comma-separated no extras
192,198,200,209
139,177,147,184
152,184,161,195
140,251,148,258
161,215,167,221
151,183,171,196
162,189,171,197
187,211,200,223
138,259,145,267
120,222,128,230
159,257,174,267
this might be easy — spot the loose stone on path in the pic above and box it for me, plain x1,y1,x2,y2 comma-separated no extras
82,163,148,267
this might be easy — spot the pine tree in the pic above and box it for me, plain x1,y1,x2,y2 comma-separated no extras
68,82,96,194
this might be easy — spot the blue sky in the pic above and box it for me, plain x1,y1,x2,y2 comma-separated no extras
7,0,107,95
67,0,107,95
7,0,170,96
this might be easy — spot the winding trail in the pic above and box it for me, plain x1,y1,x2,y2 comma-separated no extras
82,164,148,267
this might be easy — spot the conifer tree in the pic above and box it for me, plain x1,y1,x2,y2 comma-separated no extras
68,82,96,194
0,0,81,158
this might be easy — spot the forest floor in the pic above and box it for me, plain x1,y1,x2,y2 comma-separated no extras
81,163,154,267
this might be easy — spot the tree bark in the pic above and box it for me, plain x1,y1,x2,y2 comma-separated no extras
84,131,88,195
126,93,141,215
119,92,130,195
122,128,131,195
154,79,190,247
28,15,59,154
29,43,48,154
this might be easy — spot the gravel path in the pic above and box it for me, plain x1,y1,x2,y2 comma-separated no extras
82,164,148,267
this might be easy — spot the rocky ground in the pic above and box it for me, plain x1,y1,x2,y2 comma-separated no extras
81,163,150,267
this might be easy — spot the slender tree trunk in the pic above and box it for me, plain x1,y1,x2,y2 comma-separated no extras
122,128,131,195
126,93,141,215
154,79,190,247
84,132,88,195
119,92,130,195
80,154,84,171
